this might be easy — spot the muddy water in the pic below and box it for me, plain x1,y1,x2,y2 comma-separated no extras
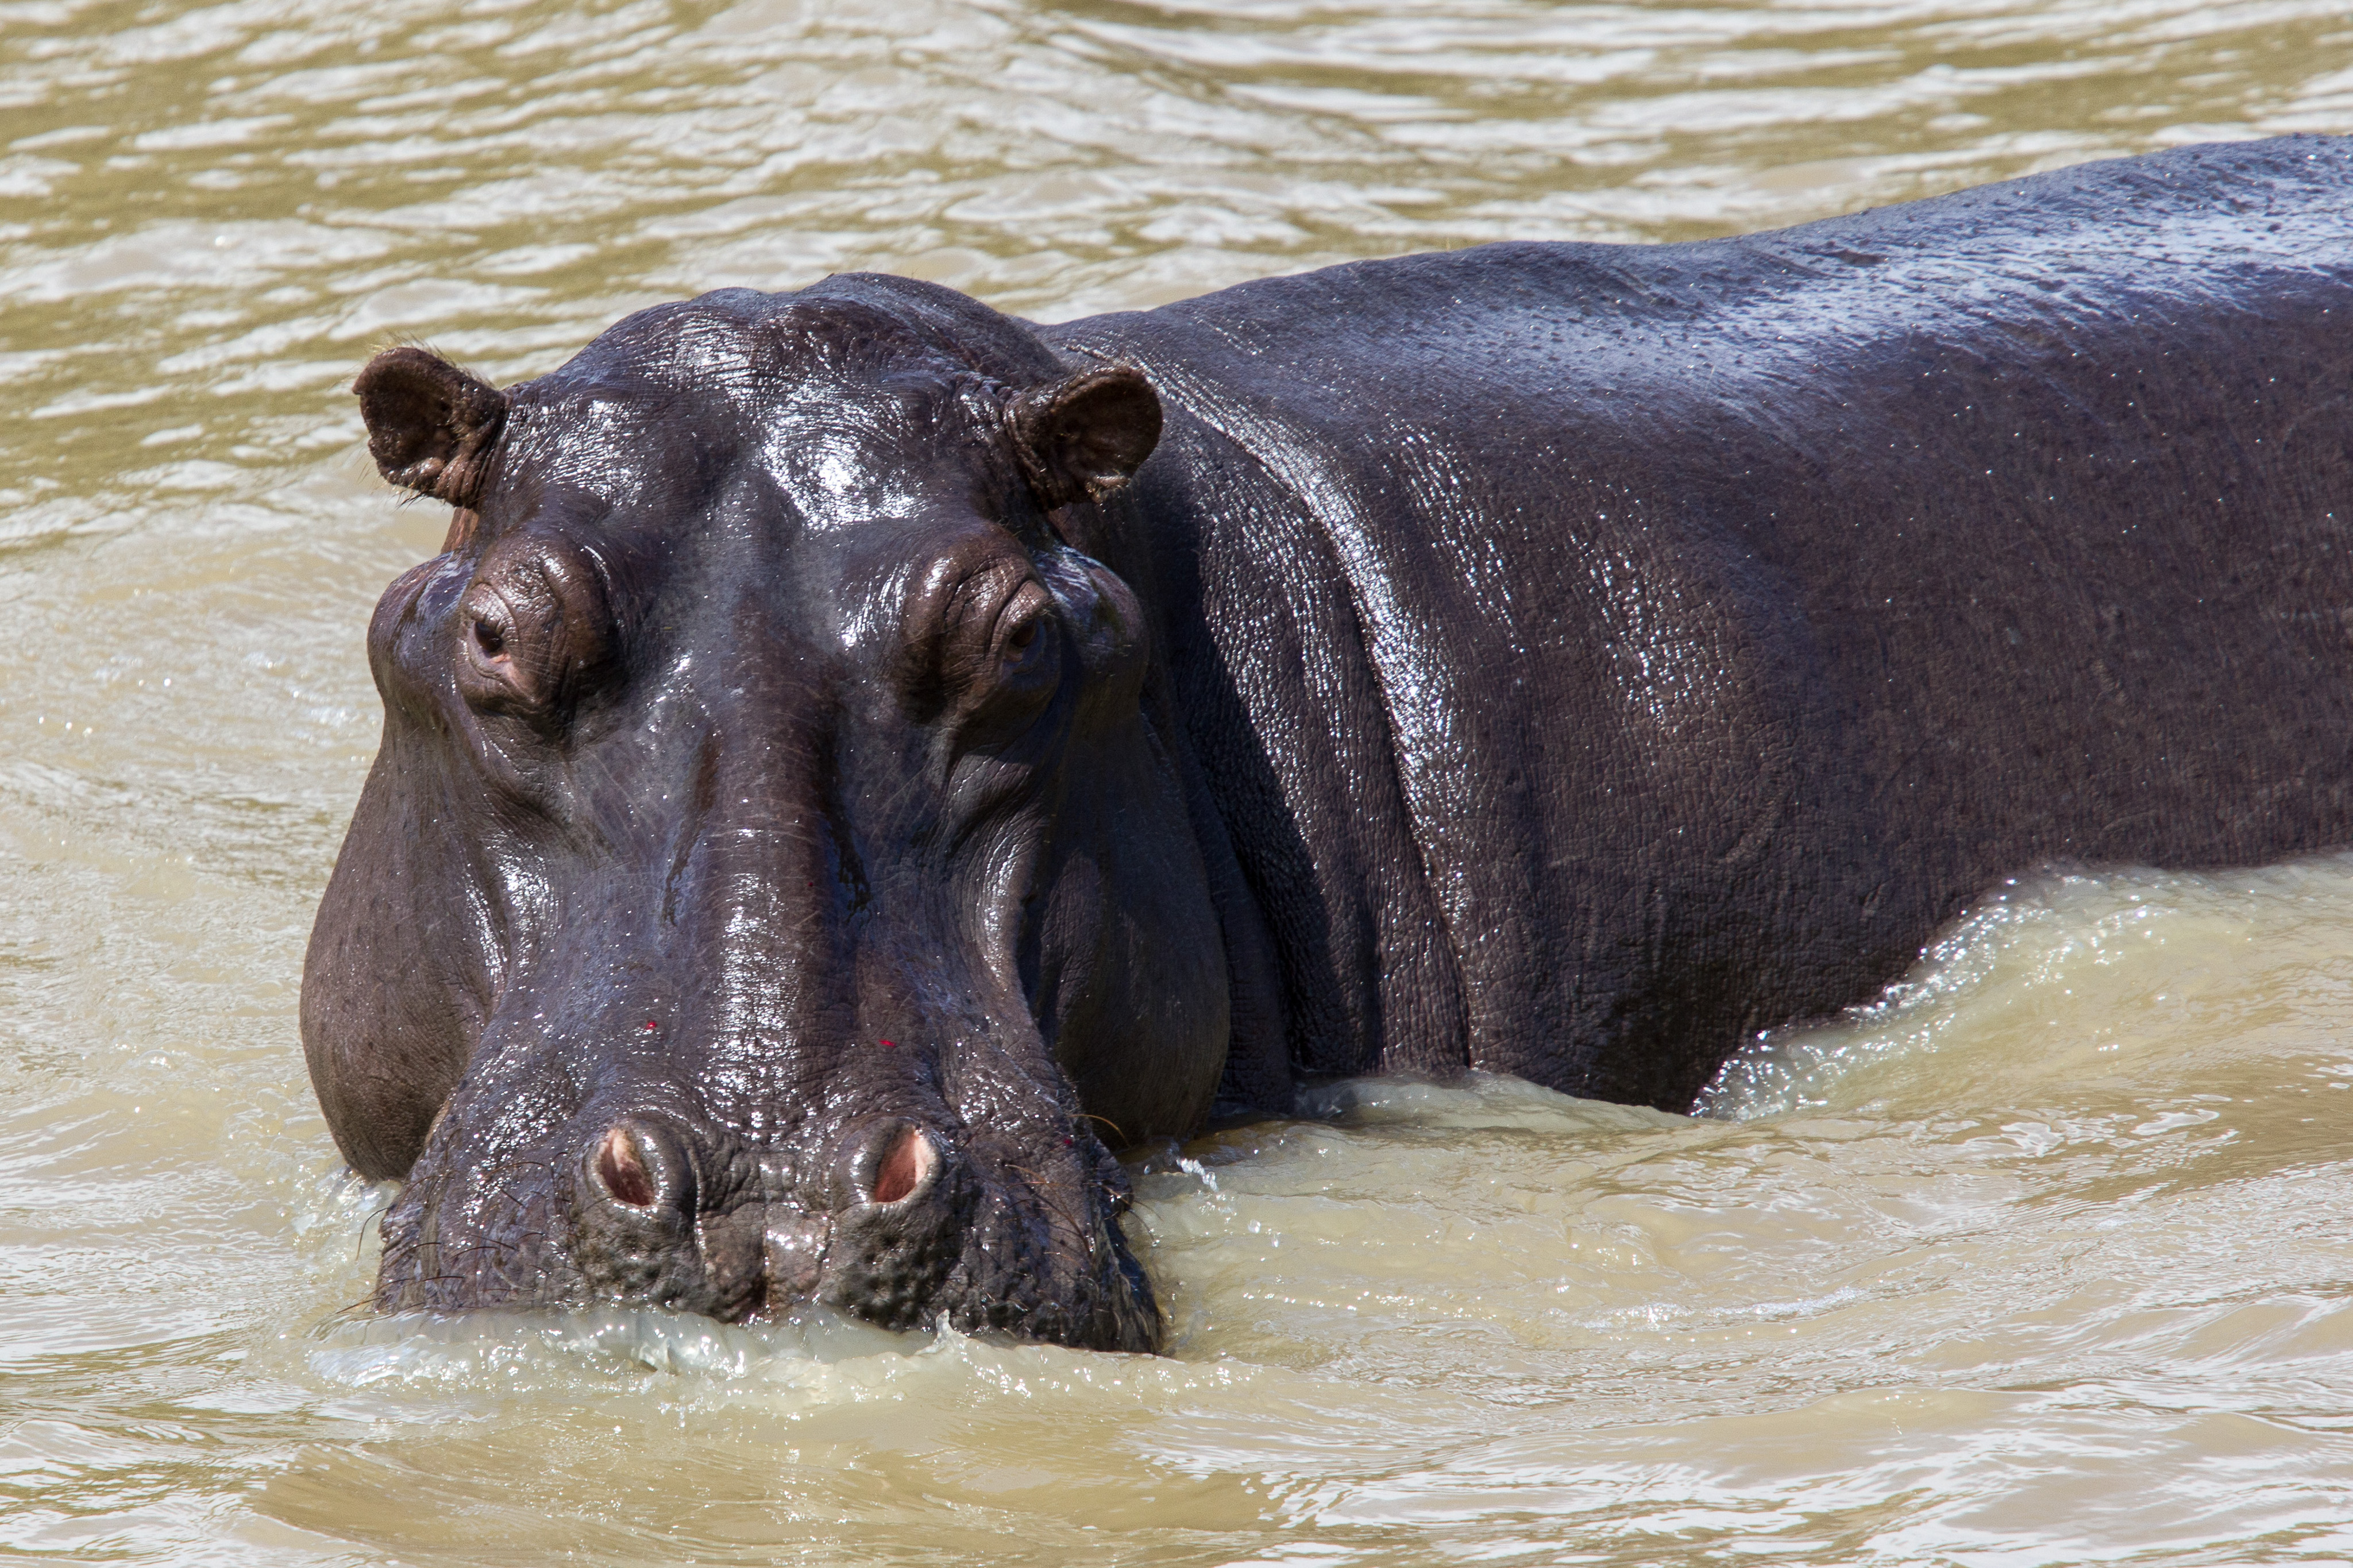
7,0,2353,1561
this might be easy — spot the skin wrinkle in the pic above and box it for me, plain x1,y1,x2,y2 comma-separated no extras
1119,365,1461,1076
311,138,2353,1345
1202,389,1495,1057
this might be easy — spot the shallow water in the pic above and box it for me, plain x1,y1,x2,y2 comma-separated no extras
7,0,2353,1562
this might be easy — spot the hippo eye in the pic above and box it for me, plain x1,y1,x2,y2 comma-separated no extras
992,578,1054,654
450,545,615,725
894,549,1063,730
954,582,1059,741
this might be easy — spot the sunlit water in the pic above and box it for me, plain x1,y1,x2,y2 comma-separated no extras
7,0,2353,1562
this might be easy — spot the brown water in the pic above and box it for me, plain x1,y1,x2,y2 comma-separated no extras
7,0,2353,1561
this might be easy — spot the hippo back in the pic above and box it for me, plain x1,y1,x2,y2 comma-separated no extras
1054,135,2353,1108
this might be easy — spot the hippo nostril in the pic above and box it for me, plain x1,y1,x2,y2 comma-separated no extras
871,1124,934,1205
595,1125,659,1208
828,1118,945,1213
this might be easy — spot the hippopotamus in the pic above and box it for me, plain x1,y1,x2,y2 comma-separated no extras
304,134,2353,1351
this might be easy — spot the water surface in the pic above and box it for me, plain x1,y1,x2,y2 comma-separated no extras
6,0,2353,1562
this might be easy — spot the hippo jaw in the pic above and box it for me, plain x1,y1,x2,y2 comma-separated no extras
304,281,1229,1354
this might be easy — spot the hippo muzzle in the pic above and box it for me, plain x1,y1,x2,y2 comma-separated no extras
383,1091,1152,1349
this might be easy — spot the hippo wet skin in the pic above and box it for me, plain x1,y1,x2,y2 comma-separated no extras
305,136,2353,1351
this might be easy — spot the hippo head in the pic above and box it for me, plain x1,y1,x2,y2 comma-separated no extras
302,278,1240,1353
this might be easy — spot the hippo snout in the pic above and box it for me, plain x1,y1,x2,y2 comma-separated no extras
378,1057,1159,1348
565,1112,979,1330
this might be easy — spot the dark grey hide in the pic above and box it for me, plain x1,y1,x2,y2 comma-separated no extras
306,136,2353,1351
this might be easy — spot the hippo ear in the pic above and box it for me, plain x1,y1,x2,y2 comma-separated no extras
1008,365,1162,509
354,346,508,508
